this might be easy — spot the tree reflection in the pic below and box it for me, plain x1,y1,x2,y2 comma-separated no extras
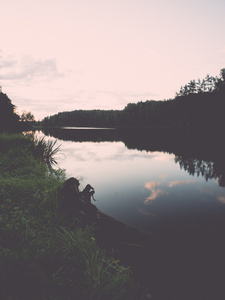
42,127,119,142
175,155,225,187
40,127,225,187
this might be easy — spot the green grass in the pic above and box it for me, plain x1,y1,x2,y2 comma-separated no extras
0,133,134,300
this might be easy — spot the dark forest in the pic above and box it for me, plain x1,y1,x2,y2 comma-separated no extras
41,69,225,136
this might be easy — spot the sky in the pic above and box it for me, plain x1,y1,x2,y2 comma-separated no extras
1,0,225,120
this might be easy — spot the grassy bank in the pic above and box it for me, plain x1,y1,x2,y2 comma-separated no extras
0,133,134,300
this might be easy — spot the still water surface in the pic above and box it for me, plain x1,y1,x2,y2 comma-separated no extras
39,127,225,299
40,127,225,232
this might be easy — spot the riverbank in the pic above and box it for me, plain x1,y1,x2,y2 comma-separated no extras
0,133,139,300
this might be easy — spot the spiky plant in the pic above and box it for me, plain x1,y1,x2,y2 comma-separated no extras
30,135,62,168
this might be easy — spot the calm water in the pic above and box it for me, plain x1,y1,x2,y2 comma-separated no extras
39,127,225,232
39,127,225,299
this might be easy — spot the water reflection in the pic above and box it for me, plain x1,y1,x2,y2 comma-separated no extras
39,127,225,299
175,155,225,187
168,179,195,187
144,180,197,204
144,182,168,203
42,127,119,143
42,126,225,187
37,127,225,232
218,195,225,204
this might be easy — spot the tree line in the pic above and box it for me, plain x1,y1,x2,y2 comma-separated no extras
41,69,225,135
1,68,225,134
41,109,121,128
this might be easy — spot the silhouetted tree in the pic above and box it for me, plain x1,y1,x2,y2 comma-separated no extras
0,92,20,132
176,73,218,97
40,69,225,135
20,110,35,123
214,68,225,96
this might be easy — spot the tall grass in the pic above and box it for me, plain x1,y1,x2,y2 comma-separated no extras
30,135,62,168
19,132,63,168
0,133,134,300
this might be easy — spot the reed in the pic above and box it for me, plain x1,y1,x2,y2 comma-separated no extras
29,134,62,168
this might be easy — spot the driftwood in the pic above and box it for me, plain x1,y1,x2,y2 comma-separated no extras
59,177,153,248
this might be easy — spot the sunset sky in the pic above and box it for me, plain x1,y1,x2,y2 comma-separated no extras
1,0,225,120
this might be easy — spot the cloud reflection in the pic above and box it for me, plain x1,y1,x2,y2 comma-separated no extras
168,180,195,187
144,179,196,204
60,141,165,163
144,182,168,204
217,196,225,204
